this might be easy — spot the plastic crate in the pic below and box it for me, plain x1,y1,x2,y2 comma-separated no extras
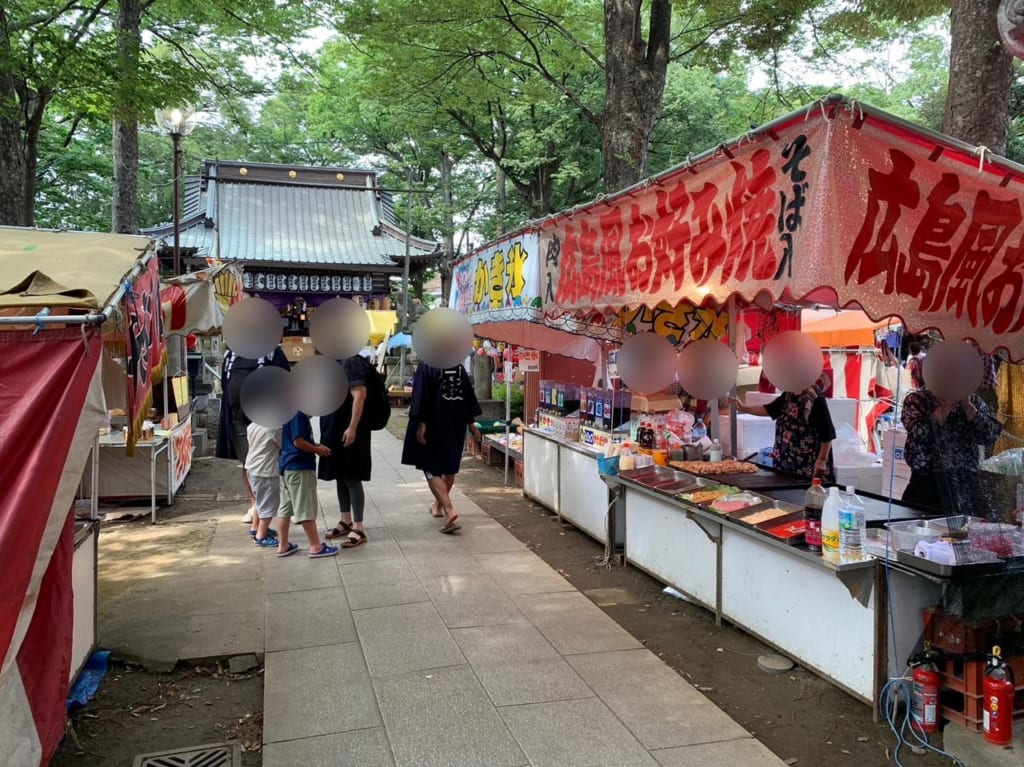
474,419,507,435
480,441,503,466
514,459,524,487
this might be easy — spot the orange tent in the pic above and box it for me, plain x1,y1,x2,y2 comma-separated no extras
801,310,893,348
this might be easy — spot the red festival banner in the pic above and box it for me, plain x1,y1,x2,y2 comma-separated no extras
540,101,1024,359
124,256,166,453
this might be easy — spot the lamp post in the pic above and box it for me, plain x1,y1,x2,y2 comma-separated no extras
399,167,414,386
154,107,205,383
154,107,205,277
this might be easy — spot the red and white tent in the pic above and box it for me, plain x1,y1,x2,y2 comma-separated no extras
0,228,161,765
537,95,1024,359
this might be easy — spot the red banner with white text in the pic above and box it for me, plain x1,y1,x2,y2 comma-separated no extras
125,256,166,452
541,103,1024,359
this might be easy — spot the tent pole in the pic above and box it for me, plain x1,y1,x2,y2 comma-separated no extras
504,355,512,486
728,297,738,459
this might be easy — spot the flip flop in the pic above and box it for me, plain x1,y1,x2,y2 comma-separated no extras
439,518,461,535
341,530,367,548
276,542,299,558
326,522,353,539
310,543,339,559
429,506,444,518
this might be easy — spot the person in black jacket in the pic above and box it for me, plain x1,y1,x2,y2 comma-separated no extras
401,362,482,534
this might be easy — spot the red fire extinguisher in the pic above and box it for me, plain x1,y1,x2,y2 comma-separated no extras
911,644,941,734
983,645,1015,746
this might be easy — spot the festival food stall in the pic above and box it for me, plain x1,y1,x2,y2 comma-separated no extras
455,96,1024,725
0,227,161,766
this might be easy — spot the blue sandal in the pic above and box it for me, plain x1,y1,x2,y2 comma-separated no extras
276,542,299,558
250,528,278,540
254,537,280,547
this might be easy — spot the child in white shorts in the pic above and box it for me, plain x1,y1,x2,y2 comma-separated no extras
245,422,281,546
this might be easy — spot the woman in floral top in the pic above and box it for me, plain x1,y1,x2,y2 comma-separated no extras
900,389,1001,514
736,386,836,482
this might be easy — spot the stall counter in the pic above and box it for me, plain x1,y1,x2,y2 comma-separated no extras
617,471,942,707
524,427,623,550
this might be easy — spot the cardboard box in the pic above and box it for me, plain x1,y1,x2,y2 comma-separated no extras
282,336,315,362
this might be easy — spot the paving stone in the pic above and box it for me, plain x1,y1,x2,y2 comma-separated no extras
374,665,526,767
422,574,528,628
265,587,356,652
184,579,263,616
340,559,429,610
651,739,788,767
474,551,575,595
354,601,464,677
499,698,658,767
179,610,264,660
228,654,260,673
337,538,405,564
263,728,395,767
511,592,643,655
404,549,484,578
455,522,527,554
264,554,342,594
568,649,749,749
263,642,380,743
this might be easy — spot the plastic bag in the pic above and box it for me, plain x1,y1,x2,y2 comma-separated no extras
981,448,1024,476
832,423,877,467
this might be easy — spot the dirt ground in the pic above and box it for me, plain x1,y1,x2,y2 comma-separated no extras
52,661,263,767
53,410,949,767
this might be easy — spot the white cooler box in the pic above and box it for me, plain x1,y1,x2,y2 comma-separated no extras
745,392,859,434
836,464,884,495
717,413,775,460
881,427,910,499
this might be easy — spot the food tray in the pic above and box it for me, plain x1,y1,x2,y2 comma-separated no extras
707,492,770,515
735,501,801,527
767,488,926,524
896,549,1004,578
755,512,806,545
618,466,676,484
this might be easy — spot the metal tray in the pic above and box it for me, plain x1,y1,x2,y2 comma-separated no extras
618,466,676,484
734,501,802,527
753,511,807,545
766,488,927,524
895,549,1004,578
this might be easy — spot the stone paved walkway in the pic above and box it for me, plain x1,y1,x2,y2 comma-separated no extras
258,431,787,767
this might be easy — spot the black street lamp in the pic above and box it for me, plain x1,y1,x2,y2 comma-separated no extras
154,107,205,276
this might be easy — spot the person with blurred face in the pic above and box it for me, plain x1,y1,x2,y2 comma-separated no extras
900,385,1001,514
401,361,482,534
735,385,836,482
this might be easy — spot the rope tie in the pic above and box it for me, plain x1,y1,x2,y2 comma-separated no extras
975,145,991,173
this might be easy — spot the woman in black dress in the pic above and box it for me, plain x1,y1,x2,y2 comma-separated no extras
319,355,374,547
402,362,482,533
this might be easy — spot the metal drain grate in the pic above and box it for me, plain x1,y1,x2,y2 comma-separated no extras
133,741,241,767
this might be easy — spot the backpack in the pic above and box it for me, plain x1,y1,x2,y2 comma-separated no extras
362,359,391,431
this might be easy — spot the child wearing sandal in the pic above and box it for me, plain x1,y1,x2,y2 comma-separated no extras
276,411,338,559
245,421,281,547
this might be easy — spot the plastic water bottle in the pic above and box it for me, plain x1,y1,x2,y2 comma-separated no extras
839,485,866,554
822,486,842,555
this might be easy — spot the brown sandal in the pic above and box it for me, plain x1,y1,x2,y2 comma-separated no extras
326,521,353,539
341,529,367,548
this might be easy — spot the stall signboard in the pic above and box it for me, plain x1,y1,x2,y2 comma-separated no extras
540,101,1024,359
124,256,166,453
520,349,541,372
450,233,621,342
172,422,193,493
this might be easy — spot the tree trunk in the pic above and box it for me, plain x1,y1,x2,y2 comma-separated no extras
439,151,455,306
944,0,1013,153
601,0,671,192
0,11,31,226
496,165,507,235
111,0,142,233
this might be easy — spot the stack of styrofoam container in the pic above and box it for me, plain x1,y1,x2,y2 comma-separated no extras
881,427,910,499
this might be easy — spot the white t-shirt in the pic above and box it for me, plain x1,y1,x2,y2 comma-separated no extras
245,423,281,477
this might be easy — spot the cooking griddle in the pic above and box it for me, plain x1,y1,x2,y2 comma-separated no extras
765,488,928,525
698,468,809,491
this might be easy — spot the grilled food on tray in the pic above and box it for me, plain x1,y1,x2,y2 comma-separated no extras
676,485,740,505
668,459,758,475
708,492,763,513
